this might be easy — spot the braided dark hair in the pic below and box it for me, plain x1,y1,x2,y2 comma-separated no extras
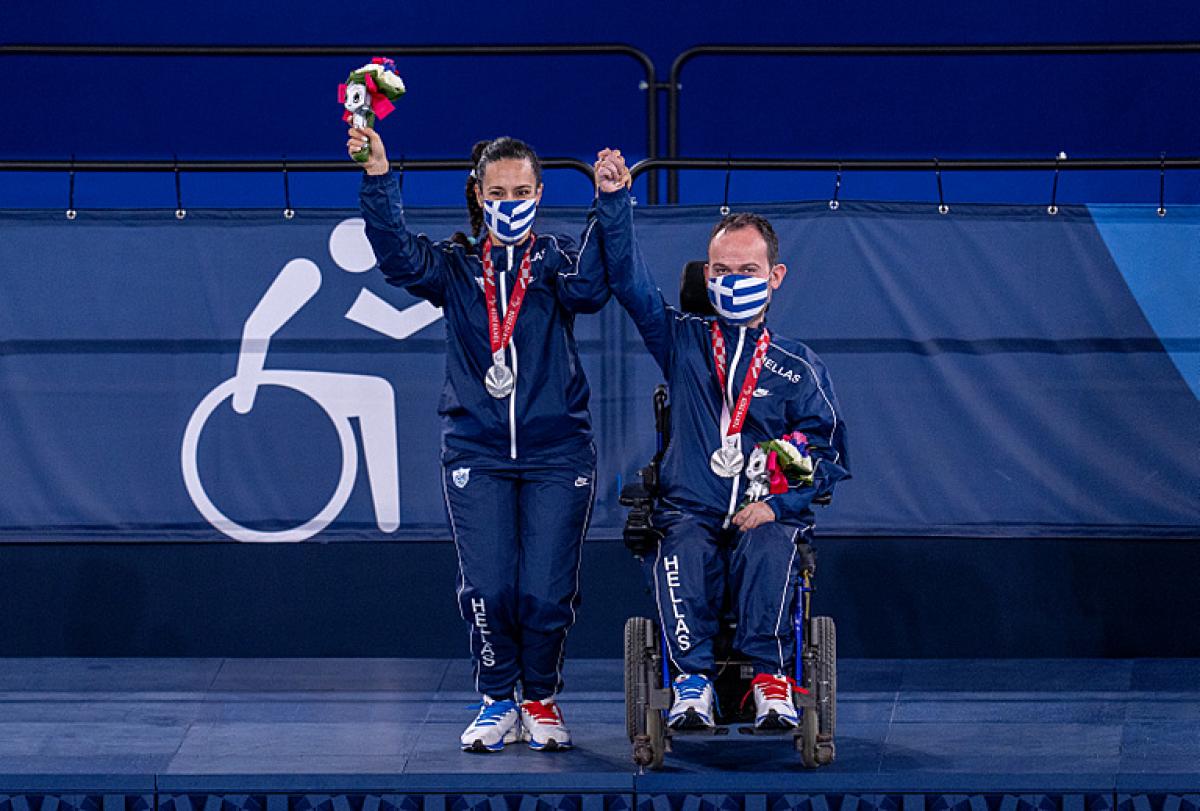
451,136,543,250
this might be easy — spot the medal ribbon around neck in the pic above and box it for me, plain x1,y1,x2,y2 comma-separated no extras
480,235,534,359
710,322,771,437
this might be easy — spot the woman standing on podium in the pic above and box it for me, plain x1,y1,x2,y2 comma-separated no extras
348,126,608,753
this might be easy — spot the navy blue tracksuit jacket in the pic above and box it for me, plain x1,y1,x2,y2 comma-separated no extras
361,171,608,699
596,187,851,675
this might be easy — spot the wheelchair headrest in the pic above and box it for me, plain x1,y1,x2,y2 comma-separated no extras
680,261,715,316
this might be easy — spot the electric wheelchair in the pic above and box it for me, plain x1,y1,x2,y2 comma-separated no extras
618,262,838,770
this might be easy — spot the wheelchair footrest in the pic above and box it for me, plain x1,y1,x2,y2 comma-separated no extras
669,725,732,736
648,687,672,711
794,692,817,710
667,724,801,738
736,724,800,737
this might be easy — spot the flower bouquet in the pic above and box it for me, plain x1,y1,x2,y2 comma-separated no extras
339,57,406,163
741,432,814,507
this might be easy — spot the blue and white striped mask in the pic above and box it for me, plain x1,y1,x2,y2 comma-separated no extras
706,274,771,324
482,198,538,244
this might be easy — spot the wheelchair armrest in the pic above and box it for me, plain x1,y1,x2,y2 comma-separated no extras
621,464,662,557
795,542,817,576
619,464,659,507
623,502,662,557
619,481,651,508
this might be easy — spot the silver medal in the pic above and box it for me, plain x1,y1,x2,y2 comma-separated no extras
709,437,745,478
485,362,514,399
485,352,514,398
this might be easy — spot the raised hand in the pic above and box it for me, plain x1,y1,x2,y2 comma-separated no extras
594,147,631,193
348,127,390,176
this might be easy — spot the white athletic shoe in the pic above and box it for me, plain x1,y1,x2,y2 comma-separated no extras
667,673,716,729
460,696,521,752
749,673,800,729
520,697,573,751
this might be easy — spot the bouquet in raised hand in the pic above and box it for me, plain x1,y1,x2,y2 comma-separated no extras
339,57,406,163
741,432,814,507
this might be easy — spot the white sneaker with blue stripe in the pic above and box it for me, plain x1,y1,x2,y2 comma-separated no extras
460,695,521,752
667,673,716,729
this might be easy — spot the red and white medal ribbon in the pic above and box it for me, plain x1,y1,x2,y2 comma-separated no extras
480,235,533,398
709,322,771,477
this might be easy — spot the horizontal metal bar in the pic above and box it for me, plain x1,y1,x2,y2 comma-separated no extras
0,158,597,179
1,42,653,67
6,156,1193,179
632,156,1200,180
672,42,1200,68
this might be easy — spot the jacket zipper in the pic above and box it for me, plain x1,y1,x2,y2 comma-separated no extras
723,325,747,527
503,244,518,460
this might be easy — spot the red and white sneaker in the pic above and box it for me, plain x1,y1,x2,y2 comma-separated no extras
746,673,804,730
520,698,573,751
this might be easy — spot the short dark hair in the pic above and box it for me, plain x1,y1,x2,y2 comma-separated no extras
708,212,780,268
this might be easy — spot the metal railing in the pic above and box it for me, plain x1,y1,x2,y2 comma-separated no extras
665,42,1200,202
6,41,1200,207
633,157,1200,174
0,158,596,219
0,43,657,201
0,158,594,175
628,156,1199,215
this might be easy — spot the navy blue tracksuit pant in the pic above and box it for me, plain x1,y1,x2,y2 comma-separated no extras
646,509,804,677
442,449,596,701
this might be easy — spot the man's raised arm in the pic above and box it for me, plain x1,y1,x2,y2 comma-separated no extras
594,149,674,374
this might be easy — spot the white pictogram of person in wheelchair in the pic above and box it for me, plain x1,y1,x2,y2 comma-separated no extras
181,218,441,542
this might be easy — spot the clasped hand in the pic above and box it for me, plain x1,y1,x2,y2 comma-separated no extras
594,148,631,193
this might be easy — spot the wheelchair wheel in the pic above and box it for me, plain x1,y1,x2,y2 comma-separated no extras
624,616,666,769
797,696,819,768
797,615,837,767
812,615,838,764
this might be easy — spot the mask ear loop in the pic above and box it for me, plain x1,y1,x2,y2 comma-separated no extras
282,156,295,220
174,155,186,220
66,154,77,220
720,154,732,216
935,157,949,215
1157,152,1167,218
1047,151,1064,216
829,162,842,211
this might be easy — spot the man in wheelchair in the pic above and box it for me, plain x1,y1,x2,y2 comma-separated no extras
594,149,850,733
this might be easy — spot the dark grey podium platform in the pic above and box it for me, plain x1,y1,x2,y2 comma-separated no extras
0,658,1197,811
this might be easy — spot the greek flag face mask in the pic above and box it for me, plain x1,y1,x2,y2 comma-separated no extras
482,198,538,244
706,273,771,324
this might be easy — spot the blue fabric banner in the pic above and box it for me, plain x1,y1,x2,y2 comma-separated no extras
1,203,1196,541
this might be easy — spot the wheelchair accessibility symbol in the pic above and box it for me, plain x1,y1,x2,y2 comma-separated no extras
180,219,442,542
